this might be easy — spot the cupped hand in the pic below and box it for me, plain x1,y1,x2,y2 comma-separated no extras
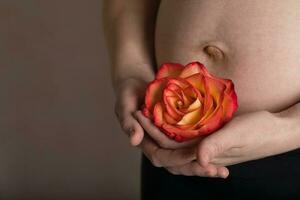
134,110,229,178
114,78,148,146
197,111,283,168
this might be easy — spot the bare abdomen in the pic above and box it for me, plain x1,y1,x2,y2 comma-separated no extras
155,0,300,114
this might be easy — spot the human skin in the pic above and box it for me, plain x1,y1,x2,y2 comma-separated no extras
103,0,300,178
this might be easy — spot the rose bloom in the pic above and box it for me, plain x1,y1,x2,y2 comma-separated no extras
142,62,238,142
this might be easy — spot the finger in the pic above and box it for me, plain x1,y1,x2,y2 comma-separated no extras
140,136,197,167
115,106,144,146
217,166,230,178
167,162,230,178
115,89,144,146
129,118,145,146
211,155,245,167
134,110,199,149
166,161,217,177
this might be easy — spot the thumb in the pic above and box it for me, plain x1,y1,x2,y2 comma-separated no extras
197,136,224,167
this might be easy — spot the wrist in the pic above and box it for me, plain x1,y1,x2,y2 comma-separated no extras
273,105,300,150
112,63,155,88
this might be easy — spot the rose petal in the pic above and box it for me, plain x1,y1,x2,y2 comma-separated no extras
156,63,184,79
164,96,184,120
205,76,226,102
198,106,224,135
166,83,181,93
222,91,238,122
145,78,168,112
153,102,164,126
164,85,182,101
180,62,210,78
163,111,178,124
162,124,200,141
201,94,215,119
142,107,151,118
177,108,202,126
186,98,202,112
167,78,190,90
185,73,206,95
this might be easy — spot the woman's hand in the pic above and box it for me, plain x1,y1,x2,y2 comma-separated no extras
114,78,148,146
114,81,226,177
134,110,229,178
197,111,288,169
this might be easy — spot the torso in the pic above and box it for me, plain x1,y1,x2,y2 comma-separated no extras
155,0,300,114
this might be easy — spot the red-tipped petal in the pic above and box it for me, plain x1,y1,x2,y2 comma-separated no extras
156,63,184,79
142,107,152,118
145,78,168,112
161,124,200,142
222,91,238,122
180,62,210,78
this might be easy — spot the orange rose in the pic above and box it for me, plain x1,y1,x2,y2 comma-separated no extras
142,62,238,142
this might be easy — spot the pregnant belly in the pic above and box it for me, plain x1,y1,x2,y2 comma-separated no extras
155,0,300,114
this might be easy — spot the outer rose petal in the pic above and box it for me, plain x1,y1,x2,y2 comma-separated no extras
222,91,238,122
142,107,151,118
156,63,184,79
161,124,200,142
179,62,209,78
145,78,168,113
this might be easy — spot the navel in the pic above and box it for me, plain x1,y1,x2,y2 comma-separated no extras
204,45,225,61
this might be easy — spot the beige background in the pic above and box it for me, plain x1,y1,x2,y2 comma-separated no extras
0,1,140,199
